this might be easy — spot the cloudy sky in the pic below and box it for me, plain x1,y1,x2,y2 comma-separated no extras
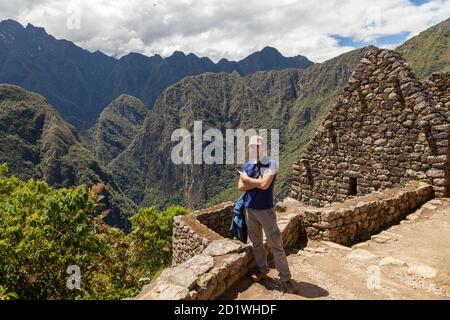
1,0,449,62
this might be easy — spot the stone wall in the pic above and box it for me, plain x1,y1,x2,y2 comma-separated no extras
427,72,450,110
426,72,450,197
302,181,434,246
196,202,234,239
171,203,234,265
137,238,252,300
291,48,449,206
138,208,303,300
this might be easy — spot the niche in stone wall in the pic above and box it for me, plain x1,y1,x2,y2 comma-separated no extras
329,128,337,146
300,159,314,187
349,177,358,196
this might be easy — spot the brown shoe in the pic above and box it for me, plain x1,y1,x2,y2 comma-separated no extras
250,271,269,282
282,279,297,294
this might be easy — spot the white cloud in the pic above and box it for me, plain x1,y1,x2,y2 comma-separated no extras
1,0,449,62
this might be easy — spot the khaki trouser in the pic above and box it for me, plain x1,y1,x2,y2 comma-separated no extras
245,207,292,281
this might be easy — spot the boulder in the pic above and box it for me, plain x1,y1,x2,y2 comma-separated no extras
370,235,393,243
138,283,190,300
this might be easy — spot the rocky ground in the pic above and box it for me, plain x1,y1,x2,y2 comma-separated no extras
221,198,450,300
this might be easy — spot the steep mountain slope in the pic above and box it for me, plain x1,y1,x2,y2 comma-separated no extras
0,20,116,130
0,84,135,229
109,47,370,210
397,17,450,79
84,94,149,165
0,19,313,130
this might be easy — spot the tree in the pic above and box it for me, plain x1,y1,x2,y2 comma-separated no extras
129,206,188,277
0,163,108,299
0,163,189,299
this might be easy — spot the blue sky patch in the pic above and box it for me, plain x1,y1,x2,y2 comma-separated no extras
332,31,411,49
410,0,431,5
376,32,411,46
331,35,367,48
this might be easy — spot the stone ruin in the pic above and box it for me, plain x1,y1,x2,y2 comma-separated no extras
136,202,304,300
291,48,449,206
135,47,450,300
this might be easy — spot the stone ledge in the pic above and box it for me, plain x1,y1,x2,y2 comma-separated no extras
302,181,434,245
172,203,233,265
136,208,305,300
136,239,251,300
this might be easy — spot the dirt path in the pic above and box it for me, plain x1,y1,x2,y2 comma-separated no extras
220,198,450,300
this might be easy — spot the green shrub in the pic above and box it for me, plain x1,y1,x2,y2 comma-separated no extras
129,205,188,276
0,285,18,300
0,163,188,300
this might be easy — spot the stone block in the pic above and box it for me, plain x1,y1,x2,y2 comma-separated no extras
181,255,214,276
203,239,242,256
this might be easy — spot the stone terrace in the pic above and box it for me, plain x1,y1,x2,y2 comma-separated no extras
222,198,450,300
136,181,438,300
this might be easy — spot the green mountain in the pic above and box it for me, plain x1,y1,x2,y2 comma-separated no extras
0,19,313,130
84,94,149,165
397,17,450,79
108,47,370,210
0,84,135,229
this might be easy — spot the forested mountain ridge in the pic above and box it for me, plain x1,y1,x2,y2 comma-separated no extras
83,94,149,165
0,19,313,130
0,84,135,228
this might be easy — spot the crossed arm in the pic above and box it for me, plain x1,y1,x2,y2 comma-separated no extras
238,170,275,191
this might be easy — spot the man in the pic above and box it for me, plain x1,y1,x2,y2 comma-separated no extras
238,135,297,294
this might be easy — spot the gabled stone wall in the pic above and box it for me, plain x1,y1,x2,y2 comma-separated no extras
291,48,449,206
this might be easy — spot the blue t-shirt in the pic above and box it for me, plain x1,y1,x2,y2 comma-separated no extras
242,159,278,209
